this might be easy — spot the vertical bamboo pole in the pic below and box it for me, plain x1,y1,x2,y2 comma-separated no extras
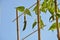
16,9,20,40
37,0,41,40
55,0,60,40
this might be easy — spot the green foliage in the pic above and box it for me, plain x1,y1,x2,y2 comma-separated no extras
32,20,37,28
48,0,60,31
33,3,47,15
16,6,32,31
33,0,55,15
33,5,37,11
33,5,38,15
24,8,31,16
16,6,25,12
47,0,55,15
56,14,60,18
49,8,60,22
48,6,55,22
49,15,55,22
40,1,47,13
16,0,60,31
48,7,54,15
40,7,47,13
16,6,31,16
49,22,60,31
23,9,31,31
40,18,45,29
32,17,45,29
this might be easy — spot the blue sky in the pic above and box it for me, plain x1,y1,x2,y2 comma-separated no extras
0,0,60,40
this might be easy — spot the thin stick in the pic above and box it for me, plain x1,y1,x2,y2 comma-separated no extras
22,29,38,40
16,9,20,40
55,0,60,40
12,13,23,22
28,2,37,9
37,0,41,40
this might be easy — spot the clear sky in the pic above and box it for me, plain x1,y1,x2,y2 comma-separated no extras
0,0,60,40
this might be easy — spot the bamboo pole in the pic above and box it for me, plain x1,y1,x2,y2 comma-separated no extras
55,0,60,40
37,0,41,40
16,9,20,40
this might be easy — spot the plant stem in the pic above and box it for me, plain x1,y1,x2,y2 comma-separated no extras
16,9,20,40
55,0,60,40
37,0,41,40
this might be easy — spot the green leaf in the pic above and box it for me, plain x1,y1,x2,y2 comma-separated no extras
16,6,25,12
32,16,46,29
33,2,48,14
40,1,47,13
40,18,46,29
57,9,60,18
33,5,37,11
49,22,60,31
48,7,54,15
56,14,60,18
42,2,47,8
33,3,47,14
49,15,55,22
32,21,37,28
40,7,47,13
24,8,31,16
33,5,38,15
47,0,55,15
